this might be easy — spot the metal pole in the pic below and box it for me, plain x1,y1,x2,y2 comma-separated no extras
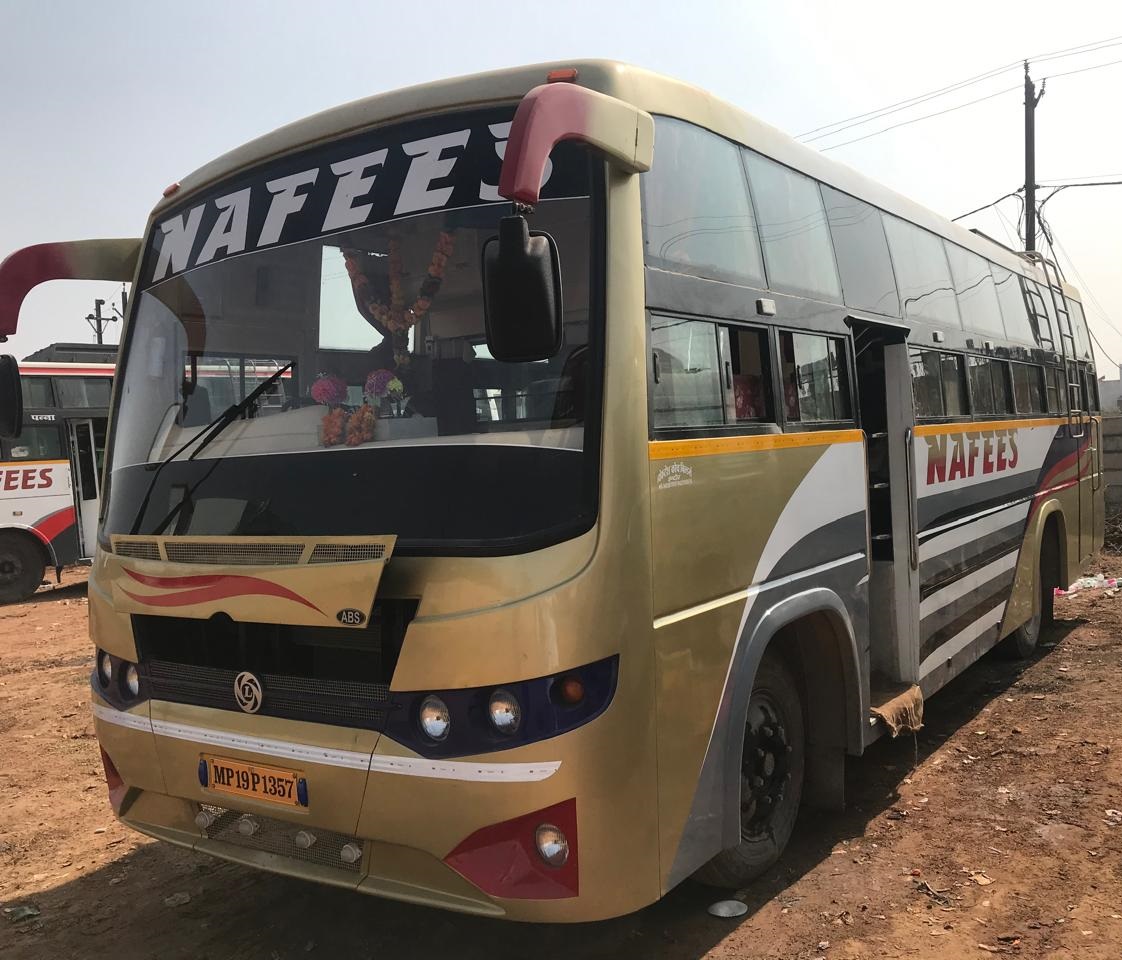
1024,61,1036,252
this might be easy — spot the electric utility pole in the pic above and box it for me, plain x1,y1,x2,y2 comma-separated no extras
1024,60,1045,252
86,298,110,345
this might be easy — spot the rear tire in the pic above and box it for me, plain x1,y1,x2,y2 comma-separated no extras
695,653,805,888
0,533,45,604
1001,529,1058,659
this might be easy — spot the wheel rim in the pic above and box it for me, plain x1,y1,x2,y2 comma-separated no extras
740,691,792,840
0,552,23,587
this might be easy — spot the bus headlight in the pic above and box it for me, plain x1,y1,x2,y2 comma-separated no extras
418,695,450,741
124,663,140,698
488,688,521,735
97,651,112,688
534,824,569,867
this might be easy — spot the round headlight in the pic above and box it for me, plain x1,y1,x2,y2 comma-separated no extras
488,688,522,736
124,663,140,698
97,651,112,688
418,695,450,741
534,824,569,867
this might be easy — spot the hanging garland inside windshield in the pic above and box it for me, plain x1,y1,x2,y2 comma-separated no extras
343,231,456,367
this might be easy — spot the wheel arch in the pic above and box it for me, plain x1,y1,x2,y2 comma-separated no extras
0,523,57,569
718,587,865,850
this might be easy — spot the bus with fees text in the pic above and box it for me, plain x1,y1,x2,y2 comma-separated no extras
0,355,113,602
0,60,1103,921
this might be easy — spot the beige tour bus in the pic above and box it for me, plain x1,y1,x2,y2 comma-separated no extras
0,60,1102,921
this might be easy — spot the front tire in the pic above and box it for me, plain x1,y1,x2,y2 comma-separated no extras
695,653,805,888
0,533,45,604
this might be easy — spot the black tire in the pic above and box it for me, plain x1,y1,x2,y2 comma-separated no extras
1001,529,1058,659
0,533,45,604
695,653,805,888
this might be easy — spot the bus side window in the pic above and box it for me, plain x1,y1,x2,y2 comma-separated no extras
1011,362,1047,415
651,317,724,429
1046,366,1064,414
21,376,54,409
8,425,64,460
780,332,851,424
911,348,966,420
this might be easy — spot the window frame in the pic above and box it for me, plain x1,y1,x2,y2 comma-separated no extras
1009,360,1048,416
910,347,969,423
777,329,856,431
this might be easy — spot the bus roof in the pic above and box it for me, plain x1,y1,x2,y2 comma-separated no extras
153,60,1069,297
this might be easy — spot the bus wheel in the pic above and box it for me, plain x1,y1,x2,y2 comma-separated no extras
695,653,805,888
1001,530,1058,660
0,534,45,605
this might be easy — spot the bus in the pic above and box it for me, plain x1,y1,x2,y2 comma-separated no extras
0,60,1103,922
0,349,114,602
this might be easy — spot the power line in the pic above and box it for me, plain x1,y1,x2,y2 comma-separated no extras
818,85,1021,152
952,190,1022,222
1043,54,1122,81
797,34,1122,142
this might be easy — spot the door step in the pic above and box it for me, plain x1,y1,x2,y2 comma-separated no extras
869,683,924,737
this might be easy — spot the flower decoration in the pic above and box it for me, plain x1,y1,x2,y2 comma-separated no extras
385,376,404,399
343,231,456,368
320,407,348,446
345,404,376,446
364,368,396,400
311,373,347,407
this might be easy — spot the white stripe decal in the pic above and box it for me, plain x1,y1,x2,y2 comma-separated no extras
653,552,866,629
919,550,1019,619
919,501,1029,561
92,704,561,782
368,755,561,782
919,602,1006,676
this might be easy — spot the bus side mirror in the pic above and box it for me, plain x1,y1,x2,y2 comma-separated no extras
482,215,563,362
0,354,22,440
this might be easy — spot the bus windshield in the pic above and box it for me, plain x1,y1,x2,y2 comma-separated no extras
101,108,600,552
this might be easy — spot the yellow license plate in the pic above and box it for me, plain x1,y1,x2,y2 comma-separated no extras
204,755,302,806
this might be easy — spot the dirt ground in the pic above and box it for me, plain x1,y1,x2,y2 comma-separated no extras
2,562,1122,960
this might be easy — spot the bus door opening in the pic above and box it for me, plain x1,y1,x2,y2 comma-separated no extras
66,418,103,557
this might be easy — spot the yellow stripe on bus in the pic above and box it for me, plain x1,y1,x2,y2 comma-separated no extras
0,459,69,467
914,417,1065,437
649,429,864,461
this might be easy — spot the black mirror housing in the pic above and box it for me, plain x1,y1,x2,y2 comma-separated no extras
482,215,563,362
0,354,21,440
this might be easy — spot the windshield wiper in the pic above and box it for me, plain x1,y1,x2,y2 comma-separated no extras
128,362,294,535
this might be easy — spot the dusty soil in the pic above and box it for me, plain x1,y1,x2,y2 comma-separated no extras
2,563,1122,960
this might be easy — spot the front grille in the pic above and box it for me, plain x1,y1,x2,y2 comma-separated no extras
163,541,306,565
115,539,161,560
198,804,362,873
309,543,386,563
133,601,416,729
144,661,390,730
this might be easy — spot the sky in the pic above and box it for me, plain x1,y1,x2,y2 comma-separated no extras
2,0,1121,372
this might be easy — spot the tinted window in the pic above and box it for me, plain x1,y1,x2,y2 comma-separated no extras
20,375,54,409
1069,300,1092,361
821,186,899,316
722,325,772,422
1011,363,1046,414
780,332,850,422
55,377,112,408
911,349,965,418
651,317,724,428
884,218,960,327
967,356,1013,417
1046,366,1064,414
743,153,841,302
945,244,1004,336
643,119,765,285
8,425,63,460
992,267,1035,344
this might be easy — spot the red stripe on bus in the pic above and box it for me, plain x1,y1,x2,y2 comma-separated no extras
32,506,76,542
121,568,322,614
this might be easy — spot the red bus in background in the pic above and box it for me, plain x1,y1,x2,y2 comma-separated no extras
0,349,114,601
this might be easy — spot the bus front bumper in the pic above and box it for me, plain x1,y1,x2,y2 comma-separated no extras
91,692,646,923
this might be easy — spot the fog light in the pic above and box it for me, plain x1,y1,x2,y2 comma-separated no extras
236,816,258,836
124,663,140,698
339,842,363,864
534,824,569,867
293,830,316,849
418,695,450,741
488,688,522,736
97,651,112,688
556,675,584,705
195,810,216,830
